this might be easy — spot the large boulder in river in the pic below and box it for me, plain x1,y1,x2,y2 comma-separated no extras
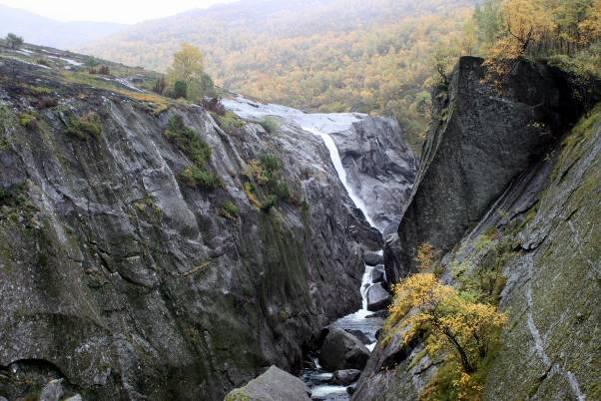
346,329,371,345
224,366,311,401
369,265,385,283
366,283,391,311
319,328,370,371
333,369,362,385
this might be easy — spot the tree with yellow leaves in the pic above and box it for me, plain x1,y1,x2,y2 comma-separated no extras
483,0,555,80
578,0,601,45
476,0,601,83
390,273,507,375
168,43,205,84
166,43,214,102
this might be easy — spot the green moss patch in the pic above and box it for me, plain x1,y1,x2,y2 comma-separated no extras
65,112,102,140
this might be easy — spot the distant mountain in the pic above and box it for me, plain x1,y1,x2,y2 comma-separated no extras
0,4,127,49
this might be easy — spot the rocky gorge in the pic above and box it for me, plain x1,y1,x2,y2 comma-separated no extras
0,43,416,401
0,36,600,401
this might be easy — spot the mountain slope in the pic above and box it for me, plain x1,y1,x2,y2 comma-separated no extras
0,5,126,49
81,0,476,148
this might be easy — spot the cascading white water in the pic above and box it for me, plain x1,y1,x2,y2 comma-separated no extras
301,126,377,228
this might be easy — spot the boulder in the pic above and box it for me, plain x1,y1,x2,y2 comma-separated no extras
333,369,361,385
39,379,64,401
366,283,391,311
369,265,385,283
346,329,371,345
363,251,383,266
319,328,370,371
224,366,311,401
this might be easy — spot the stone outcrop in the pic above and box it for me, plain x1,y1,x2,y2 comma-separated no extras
386,56,587,283
224,366,311,401
356,57,601,400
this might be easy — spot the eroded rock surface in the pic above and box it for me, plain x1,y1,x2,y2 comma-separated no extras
0,43,416,401
356,57,600,401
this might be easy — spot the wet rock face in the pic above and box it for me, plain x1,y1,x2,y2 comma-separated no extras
0,52,406,401
356,57,601,401
387,56,588,283
330,117,418,232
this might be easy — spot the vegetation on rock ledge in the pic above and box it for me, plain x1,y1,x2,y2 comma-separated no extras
164,115,220,190
388,273,507,400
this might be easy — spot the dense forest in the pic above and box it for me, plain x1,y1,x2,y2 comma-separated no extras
83,0,600,148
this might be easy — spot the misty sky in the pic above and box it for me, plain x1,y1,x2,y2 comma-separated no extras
0,0,238,24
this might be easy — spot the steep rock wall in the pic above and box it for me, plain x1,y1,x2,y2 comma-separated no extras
356,57,600,401
385,56,585,283
0,53,388,401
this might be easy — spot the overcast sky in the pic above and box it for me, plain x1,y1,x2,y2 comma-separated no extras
0,0,238,24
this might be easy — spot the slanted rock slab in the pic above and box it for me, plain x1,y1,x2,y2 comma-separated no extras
224,366,311,401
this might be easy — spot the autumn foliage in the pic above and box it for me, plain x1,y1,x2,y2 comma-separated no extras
389,273,507,399
416,242,436,270
474,0,601,82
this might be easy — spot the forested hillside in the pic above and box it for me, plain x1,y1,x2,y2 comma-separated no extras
82,0,476,149
82,0,600,148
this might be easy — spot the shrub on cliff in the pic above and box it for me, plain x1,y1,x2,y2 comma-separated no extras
5,33,23,49
259,117,280,134
164,115,212,167
164,115,220,190
389,273,507,400
65,113,102,140
243,154,291,210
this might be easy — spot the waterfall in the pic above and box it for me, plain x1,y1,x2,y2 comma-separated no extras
301,126,377,229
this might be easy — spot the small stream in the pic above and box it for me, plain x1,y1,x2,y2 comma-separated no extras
303,254,385,400
222,96,386,400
